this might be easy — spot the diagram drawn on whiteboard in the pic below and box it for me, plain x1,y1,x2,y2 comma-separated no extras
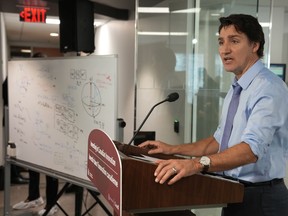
81,80,102,118
54,104,81,141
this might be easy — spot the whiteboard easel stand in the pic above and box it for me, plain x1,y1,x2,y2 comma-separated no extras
5,159,113,216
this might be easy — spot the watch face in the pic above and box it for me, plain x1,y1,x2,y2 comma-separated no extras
200,156,210,173
200,156,210,166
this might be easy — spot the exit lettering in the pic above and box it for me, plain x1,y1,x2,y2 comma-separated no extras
19,7,47,23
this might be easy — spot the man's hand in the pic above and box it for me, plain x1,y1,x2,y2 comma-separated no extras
153,158,202,185
138,140,174,155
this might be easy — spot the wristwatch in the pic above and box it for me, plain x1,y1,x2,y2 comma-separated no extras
199,156,211,173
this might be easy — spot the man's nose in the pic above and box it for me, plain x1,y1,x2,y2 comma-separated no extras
219,43,231,54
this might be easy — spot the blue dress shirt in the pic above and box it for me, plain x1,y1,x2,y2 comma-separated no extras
214,60,288,182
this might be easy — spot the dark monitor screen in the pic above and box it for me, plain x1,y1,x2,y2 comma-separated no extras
133,131,155,146
270,63,286,81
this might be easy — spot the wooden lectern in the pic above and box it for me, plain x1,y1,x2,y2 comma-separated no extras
115,142,244,216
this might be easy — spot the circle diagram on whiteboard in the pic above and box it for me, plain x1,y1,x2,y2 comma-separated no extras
81,81,102,117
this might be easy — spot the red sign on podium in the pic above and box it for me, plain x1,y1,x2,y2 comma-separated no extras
87,129,122,216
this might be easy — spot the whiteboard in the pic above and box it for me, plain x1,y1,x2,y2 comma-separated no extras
8,55,117,181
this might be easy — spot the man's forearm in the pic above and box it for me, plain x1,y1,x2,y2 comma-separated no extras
171,136,219,157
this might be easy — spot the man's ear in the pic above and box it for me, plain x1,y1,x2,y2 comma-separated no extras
252,42,260,53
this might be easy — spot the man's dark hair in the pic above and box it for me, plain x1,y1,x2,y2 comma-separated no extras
218,14,265,58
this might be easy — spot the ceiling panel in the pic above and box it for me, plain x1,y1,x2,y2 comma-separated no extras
4,13,59,47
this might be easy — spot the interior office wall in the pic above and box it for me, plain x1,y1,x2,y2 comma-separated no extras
270,7,285,63
0,13,3,166
136,5,190,144
267,6,288,83
93,17,135,143
282,12,288,83
0,12,7,166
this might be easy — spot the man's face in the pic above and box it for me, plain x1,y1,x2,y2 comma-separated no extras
218,25,259,79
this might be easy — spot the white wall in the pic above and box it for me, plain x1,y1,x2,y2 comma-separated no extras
93,0,136,140
270,7,285,63
270,7,288,83
0,13,7,166
0,13,3,166
283,13,288,83
93,17,135,143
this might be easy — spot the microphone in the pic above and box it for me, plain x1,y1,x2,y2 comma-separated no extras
166,92,179,102
126,92,179,146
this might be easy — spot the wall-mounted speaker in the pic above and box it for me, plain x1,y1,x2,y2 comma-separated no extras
59,0,95,53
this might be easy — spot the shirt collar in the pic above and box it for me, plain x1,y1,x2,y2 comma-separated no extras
235,60,264,90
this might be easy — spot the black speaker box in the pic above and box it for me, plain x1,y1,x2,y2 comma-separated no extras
59,0,95,53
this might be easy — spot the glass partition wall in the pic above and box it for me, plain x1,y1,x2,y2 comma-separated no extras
135,0,270,147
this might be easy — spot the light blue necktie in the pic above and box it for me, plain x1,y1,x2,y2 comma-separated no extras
220,82,242,152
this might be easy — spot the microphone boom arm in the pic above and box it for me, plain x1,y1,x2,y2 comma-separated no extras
127,99,167,146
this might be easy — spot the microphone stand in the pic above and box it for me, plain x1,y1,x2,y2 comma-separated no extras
126,99,168,146
121,92,179,155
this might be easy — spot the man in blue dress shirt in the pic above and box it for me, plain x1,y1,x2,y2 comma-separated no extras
139,14,288,216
